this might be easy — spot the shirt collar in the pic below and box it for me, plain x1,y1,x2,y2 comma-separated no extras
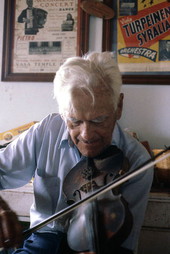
58,123,74,148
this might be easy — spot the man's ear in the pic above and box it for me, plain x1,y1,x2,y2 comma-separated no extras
116,93,124,120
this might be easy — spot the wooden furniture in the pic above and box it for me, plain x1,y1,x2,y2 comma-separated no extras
1,183,33,222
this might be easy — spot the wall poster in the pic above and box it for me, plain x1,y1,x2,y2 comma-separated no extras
2,0,89,82
103,0,170,84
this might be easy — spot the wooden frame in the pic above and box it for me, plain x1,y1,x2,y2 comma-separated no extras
2,0,89,82
103,0,170,84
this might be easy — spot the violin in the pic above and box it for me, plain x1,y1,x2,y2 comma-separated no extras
22,146,170,254
63,145,132,253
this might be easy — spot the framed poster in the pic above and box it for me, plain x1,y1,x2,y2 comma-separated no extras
103,0,170,84
2,0,89,82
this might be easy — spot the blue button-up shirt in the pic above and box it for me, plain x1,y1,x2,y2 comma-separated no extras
0,113,153,251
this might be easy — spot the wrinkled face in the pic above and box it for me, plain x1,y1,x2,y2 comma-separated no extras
66,89,123,157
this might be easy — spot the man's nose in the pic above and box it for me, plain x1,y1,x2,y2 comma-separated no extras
80,122,94,140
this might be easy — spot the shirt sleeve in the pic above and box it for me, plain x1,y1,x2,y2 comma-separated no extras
0,129,35,189
112,124,153,251
121,161,153,251
119,134,153,251
0,118,45,190
0,113,64,190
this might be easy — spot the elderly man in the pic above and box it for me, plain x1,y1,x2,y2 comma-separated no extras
0,52,153,254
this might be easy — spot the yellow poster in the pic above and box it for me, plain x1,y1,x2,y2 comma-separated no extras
113,0,170,73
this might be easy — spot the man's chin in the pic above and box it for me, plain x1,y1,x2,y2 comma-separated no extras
76,141,111,158
78,147,104,158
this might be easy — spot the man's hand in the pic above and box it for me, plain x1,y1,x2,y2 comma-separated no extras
0,196,23,249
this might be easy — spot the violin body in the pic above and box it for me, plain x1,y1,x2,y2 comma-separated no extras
67,195,126,253
63,146,132,253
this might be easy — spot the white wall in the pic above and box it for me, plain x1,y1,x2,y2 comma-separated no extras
0,0,170,149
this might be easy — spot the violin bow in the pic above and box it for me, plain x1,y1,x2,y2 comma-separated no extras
23,146,170,237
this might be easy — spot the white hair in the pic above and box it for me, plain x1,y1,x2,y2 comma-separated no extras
53,51,122,117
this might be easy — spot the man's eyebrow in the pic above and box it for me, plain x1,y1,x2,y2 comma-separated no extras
67,117,80,122
67,116,108,122
90,116,108,122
